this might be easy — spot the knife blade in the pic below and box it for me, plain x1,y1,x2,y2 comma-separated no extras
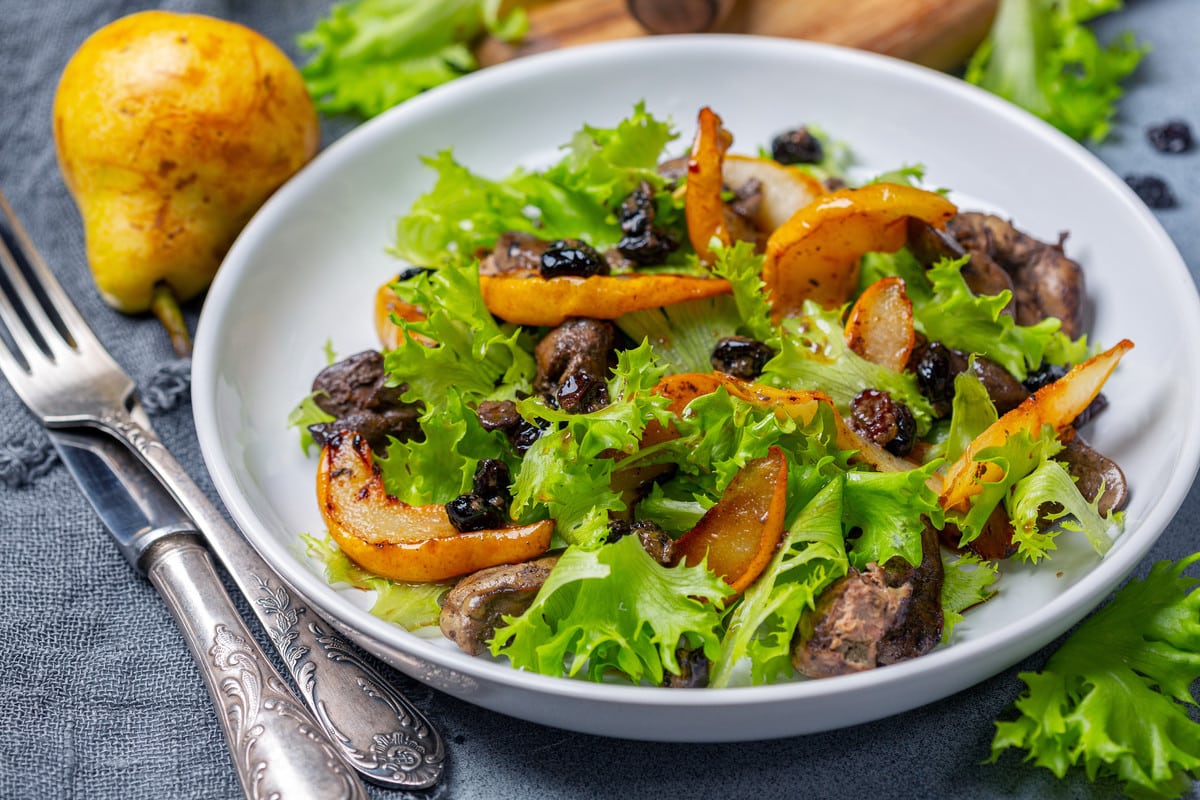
49,428,368,800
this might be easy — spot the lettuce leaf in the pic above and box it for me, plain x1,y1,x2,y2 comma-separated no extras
382,261,535,404
511,342,672,547
393,103,678,266
761,301,934,433
940,551,999,640
297,0,527,118
844,462,943,569
965,0,1145,142
943,365,999,464
915,256,1090,382
301,534,448,630
287,393,335,455
711,476,848,687
376,389,507,504
945,425,1063,551
990,554,1200,799
489,534,729,683
1008,457,1120,562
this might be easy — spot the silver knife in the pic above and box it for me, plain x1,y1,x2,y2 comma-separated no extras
50,427,445,790
50,428,368,799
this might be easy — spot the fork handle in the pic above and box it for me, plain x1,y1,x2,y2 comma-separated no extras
144,533,368,800
101,409,446,789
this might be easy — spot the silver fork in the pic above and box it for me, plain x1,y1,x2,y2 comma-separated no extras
0,189,445,791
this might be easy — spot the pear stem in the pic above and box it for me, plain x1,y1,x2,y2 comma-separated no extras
150,282,192,358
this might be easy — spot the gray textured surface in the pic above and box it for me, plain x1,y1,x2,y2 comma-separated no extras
0,1,1196,798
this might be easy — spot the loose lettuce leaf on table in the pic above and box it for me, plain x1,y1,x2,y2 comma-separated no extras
965,0,1145,142
297,0,528,118
991,554,1200,799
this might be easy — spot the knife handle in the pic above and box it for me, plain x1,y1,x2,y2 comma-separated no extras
142,533,367,800
99,407,446,789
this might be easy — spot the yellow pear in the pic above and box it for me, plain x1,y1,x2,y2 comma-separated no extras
53,11,319,354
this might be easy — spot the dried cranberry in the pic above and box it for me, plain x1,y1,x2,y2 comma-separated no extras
1124,174,1177,209
509,419,545,454
1147,120,1193,154
710,336,775,379
770,127,824,165
540,239,609,277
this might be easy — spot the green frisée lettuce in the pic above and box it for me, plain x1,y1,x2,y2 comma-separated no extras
917,257,1090,381
990,554,1200,799
711,477,848,687
383,260,535,404
940,552,999,640
301,533,448,629
293,103,1135,707
965,0,1145,143
377,390,507,505
761,301,934,432
297,0,528,119
489,533,729,683
510,342,673,547
392,102,682,266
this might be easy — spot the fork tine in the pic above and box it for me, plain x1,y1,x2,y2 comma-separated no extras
0,189,92,361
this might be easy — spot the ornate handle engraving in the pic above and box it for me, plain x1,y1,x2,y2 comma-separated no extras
253,573,446,788
146,536,366,800
101,407,446,790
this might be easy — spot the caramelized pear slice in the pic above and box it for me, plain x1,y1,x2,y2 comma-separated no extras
317,432,553,582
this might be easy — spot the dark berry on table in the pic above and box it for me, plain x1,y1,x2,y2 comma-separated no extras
445,492,507,532
1124,174,1177,209
770,127,824,165
539,239,609,278
710,336,775,380
850,389,917,457
1147,120,1193,154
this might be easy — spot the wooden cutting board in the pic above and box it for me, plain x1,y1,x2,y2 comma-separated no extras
478,0,998,73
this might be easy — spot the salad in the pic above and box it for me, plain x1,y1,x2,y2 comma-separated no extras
291,104,1132,689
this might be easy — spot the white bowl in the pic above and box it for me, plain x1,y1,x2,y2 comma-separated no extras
192,35,1200,742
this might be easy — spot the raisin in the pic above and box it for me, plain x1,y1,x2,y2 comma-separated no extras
850,389,917,456
617,182,679,265
472,459,512,510
396,266,435,281
710,336,775,379
1022,362,1068,393
1124,174,1177,209
511,419,548,454
557,369,609,413
445,492,506,532
1147,120,1193,154
539,239,609,277
912,342,955,409
770,127,824,165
